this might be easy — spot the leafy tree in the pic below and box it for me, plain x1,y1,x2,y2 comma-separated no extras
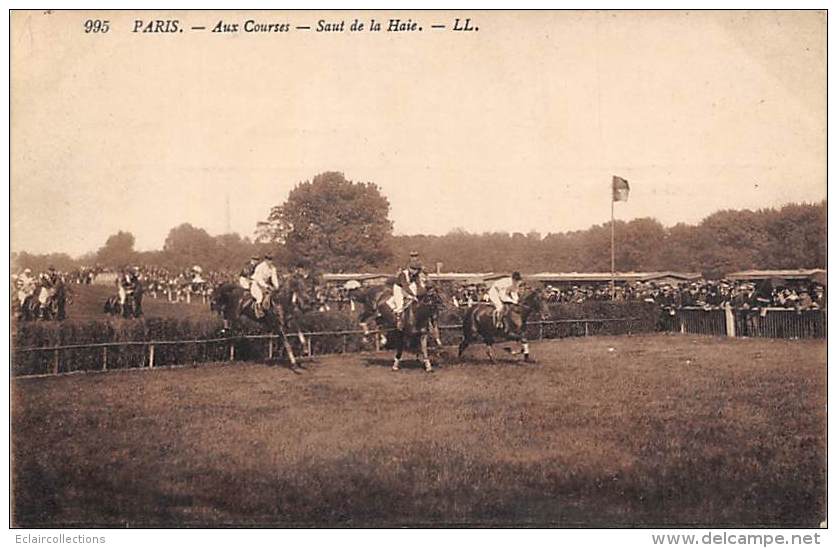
261,172,393,271
12,251,78,273
162,223,218,270
96,231,137,268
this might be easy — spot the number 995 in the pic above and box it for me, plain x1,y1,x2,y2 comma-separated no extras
83,20,110,33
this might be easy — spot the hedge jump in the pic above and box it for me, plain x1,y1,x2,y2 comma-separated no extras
12,317,642,378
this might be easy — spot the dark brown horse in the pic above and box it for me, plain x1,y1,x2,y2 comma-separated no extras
351,284,395,340
211,276,310,370
387,287,445,372
458,289,545,363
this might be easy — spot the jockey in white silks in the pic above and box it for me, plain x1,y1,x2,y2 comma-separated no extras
38,267,61,309
488,271,522,328
16,268,36,307
251,255,280,318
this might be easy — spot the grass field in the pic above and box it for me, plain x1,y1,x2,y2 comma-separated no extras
11,334,825,527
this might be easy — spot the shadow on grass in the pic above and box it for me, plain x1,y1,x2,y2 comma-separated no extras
13,441,825,527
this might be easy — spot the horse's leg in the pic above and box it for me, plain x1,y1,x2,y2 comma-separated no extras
392,332,403,371
458,337,470,358
431,320,443,348
281,334,300,372
420,334,433,372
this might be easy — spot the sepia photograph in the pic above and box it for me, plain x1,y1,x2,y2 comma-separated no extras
9,9,827,529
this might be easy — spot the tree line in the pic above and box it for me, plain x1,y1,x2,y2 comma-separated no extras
12,171,825,279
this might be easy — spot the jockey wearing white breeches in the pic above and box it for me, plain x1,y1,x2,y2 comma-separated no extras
488,272,522,327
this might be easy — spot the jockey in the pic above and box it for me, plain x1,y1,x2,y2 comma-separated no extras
37,266,61,313
251,254,280,318
392,251,425,327
239,256,260,289
488,271,522,328
117,266,140,307
16,268,36,308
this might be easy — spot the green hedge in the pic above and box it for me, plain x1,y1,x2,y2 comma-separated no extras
12,317,226,376
11,302,660,376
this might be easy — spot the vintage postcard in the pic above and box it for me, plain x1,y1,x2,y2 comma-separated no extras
9,9,827,531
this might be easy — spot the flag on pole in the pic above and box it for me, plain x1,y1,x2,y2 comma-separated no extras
612,176,630,202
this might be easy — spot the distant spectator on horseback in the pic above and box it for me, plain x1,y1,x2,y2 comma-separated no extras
488,271,523,328
251,254,280,318
117,266,140,308
37,266,61,315
16,268,36,312
239,256,260,290
392,251,426,328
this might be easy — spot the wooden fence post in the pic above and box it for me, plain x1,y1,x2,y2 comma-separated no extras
53,349,59,375
307,337,312,357
229,343,235,361
724,303,736,337
374,333,380,352
148,344,155,368
268,337,274,359
342,334,348,353
102,346,108,371
539,322,544,340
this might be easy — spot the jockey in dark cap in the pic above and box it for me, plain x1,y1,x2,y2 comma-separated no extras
117,266,139,309
392,251,426,328
239,256,260,290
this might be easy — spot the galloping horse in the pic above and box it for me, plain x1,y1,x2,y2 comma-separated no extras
211,276,310,370
458,289,545,363
351,283,395,340
387,287,445,372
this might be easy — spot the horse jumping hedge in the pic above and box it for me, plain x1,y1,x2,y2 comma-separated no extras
11,302,659,376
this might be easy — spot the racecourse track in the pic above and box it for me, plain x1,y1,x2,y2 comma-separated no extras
12,334,825,527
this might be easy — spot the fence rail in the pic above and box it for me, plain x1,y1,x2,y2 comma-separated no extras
670,306,826,339
11,317,643,378
15,306,821,379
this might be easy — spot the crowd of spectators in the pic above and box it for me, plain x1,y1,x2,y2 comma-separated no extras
442,278,826,312
13,264,828,313
539,279,826,311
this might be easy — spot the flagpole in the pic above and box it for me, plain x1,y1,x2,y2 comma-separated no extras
610,191,615,299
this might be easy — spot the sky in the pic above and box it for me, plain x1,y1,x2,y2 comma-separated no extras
11,10,826,257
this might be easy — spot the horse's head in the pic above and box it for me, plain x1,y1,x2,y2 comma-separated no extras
422,285,445,309
520,289,547,321
289,275,313,312
209,283,233,314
